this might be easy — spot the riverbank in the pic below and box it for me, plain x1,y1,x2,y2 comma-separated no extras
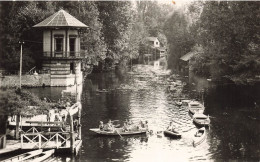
0,74,51,88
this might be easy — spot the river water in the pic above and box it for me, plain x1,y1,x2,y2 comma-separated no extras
28,65,259,161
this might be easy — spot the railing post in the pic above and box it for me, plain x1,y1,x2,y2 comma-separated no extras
39,134,41,149
70,113,75,154
21,134,23,149
56,133,58,148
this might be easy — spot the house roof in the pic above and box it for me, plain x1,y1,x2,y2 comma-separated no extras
34,9,88,28
146,37,158,42
180,51,202,61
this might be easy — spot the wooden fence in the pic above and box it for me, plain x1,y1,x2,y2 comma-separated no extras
21,132,71,149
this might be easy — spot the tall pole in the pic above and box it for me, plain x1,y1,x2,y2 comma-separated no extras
19,41,24,89
16,41,23,140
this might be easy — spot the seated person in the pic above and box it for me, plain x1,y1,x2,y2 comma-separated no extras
139,121,145,129
144,121,149,130
195,131,202,137
122,122,129,132
104,119,114,132
167,122,174,131
99,121,104,131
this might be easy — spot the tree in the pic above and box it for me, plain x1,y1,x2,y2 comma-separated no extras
193,1,260,83
0,88,51,139
0,1,56,71
164,10,195,70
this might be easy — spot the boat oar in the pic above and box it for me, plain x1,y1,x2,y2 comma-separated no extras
115,129,123,139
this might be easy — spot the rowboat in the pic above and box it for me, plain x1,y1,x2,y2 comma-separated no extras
96,89,109,93
30,149,55,162
181,100,191,107
89,128,147,136
193,127,206,147
193,114,210,127
3,149,43,162
188,101,205,114
164,129,181,138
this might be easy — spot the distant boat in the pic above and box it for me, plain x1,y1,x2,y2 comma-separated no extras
89,128,147,136
3,149,43,162
175,100,182,106
188,101,205,114
181,100,191,107
193,127,206,147
96,89,109,93
193,114,210,127
164,129,181,138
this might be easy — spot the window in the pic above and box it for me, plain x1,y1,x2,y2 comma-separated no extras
69,38,76,56
70,63,75,74
54,35,64,54
156,42,159,45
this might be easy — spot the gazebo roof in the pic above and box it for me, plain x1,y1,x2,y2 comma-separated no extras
33,9,88,28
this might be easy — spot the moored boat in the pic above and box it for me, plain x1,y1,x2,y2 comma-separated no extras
193,127,206,147
188,101,205,114
3,149,43,162
89,128,147,136
193,114,210,127
30,149,55,162
164,129,181,138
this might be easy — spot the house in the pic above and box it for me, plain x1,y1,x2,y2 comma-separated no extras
158,47,167,58
146,37,160,48
33,9,88,86
179,51,202,75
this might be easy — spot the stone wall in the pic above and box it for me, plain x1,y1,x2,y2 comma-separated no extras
0,74,51,88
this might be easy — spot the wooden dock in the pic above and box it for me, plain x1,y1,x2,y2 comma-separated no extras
0,140,21,155
1,102,82,156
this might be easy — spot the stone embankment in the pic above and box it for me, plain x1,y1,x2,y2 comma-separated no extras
0,74,51,88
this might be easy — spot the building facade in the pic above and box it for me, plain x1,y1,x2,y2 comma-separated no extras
34,10,88,86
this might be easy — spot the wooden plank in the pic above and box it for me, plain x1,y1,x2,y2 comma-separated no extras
25,121,64,124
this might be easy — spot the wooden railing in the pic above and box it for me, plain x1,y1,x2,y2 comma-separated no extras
21,132,71,149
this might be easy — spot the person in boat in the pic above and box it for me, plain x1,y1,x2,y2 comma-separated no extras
144,121,149,131
195,131,202,137
139,121,145,129
122,122,129,132
104,119,115,131
99,121,104,131
167,122,175,132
